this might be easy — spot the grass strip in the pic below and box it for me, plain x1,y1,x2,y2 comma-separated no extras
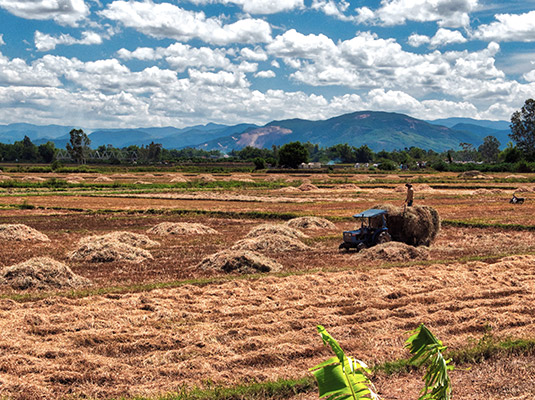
443,219,535,231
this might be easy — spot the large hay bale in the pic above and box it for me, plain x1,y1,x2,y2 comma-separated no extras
230,233,310,252
354,242,429,262
0,257,91,290
68,241,153,263
79,231,160,248
197,250,282,274
287,216,336,230
246,223,308,239
372,204,440,246
147,222,218,235
0,224,50,242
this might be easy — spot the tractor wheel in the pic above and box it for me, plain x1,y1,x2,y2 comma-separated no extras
339,243,350,252
356,242,367,252
375,232,391,245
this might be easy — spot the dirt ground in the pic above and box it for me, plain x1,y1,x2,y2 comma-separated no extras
0,171,535,399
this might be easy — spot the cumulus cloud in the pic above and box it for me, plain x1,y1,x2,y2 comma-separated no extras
311,0,356,22
118,43,232,72
472,10,535,42
0,34,4,46
100,1,272,45
188,0,304,14
240,47,268,62
0,0,89,26
408,28,466,48
356,0,478,28
255,70,276,78
35,31,104,51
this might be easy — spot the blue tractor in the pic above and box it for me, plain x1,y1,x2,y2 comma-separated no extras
339,208,391,251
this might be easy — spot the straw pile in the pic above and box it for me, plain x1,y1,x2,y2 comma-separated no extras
472,188,503,195
337,183,360,190
0,257,91,290
78,231,160,248
246,223,308,239
147,222,218,235
286,216,336,230
170,176,188,183
515,186,532,193
0,224,50,242
298,183,319,191
278,186,300,192
94,176,113,182
354,242,430,262
372,204,440,246
458,170,492,179
505,175,527,179
197,249,283,274
68,241,153,263
22,176,45,181
0,175,12,181
230,233,310,252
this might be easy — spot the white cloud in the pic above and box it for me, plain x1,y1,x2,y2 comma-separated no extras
0,53,62,87
409,29,466,48
0,0,89,26
100,1,272,45
408,33,430,47
311,0,356,22
266,29,337,58
35,31,104,51
118,43,232,72
473,10,535,42
255,70,275,78
356,0,478,28
524,68,535,82
240,47,268,62
188,0,304,14
189,70,249,88
0,34,4,46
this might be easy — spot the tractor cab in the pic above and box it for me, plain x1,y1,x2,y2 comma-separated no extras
339,208,391,251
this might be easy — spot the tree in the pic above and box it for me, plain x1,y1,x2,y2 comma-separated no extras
66,129,91,164
38,141,56,163
510,98,535,160
20,136,38,161
278,141,308,168
478,136,500,163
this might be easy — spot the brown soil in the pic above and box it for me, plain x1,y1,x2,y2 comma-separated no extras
0,224,50,242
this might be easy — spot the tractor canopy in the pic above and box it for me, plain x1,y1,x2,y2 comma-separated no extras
352,209,388,219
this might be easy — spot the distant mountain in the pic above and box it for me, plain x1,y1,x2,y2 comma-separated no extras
428,117,510,131
0,123,75,143
196,111,485,152
88,129,154,148
448,123,511,148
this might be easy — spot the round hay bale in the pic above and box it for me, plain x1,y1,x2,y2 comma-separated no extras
147,222,218,235
287,216,336,230
372,204,440,246
68,241,153,263
230,233,310,252
197,250,282,274
298,183,318,191
0,257,91,290
246,223,308,239
0,224,50,242
354,242,429,262
80,231,160,248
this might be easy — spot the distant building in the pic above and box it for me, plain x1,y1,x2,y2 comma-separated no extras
299,162,322,169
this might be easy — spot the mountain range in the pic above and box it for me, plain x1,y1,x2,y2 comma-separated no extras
0,111,512,153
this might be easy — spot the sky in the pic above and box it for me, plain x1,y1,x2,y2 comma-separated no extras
1,0,535,130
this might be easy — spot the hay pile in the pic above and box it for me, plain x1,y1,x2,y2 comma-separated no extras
354,242,430,262
22,176,45,181
230,233,310,252
0,224,50,242
278,186,300,192
515,186,532,193
170,176,188,183
0,257,91,290
287,216,336,230
246,223,308,239
298,183,319,191
147,222,218,235
458,170,492,180
372,204,440,246
68,241,153,263
79,231,160,248
197,250,282,274
94,176,113,182
505,175,527,179
195,174,216,182
0,175,12,181
337,183,360,190
472,188,503,195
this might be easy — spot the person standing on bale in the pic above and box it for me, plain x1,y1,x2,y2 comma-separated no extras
404,183,414,210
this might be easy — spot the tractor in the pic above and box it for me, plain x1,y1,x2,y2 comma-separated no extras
339,208,391,251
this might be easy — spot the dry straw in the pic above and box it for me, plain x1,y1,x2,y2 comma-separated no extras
231,233,310,252
147,222,218,235
298,183,319,191
246,223,308,239
354,241,430,262
0,257,91,290
196,249,283,274
373,204,441,246
0,224,50,242
68,241,153,263
286,216,336,230
79,231,160,248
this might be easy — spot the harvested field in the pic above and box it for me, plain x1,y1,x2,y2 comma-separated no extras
286,216,336,230
78,231,160,249
0,257,91,290
68,240,153,263
230,233,310,252
196,249,283,273
147,222,218,235
0,224,50,242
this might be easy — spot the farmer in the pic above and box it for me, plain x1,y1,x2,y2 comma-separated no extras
403,183,414,210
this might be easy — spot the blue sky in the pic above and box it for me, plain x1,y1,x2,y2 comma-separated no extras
0,0,535,130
